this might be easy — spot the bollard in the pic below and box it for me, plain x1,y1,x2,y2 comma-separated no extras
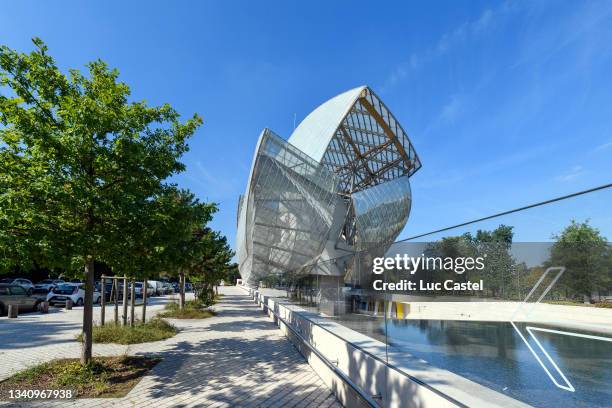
8,304,18,318
66,299,73,310
39,301,49,314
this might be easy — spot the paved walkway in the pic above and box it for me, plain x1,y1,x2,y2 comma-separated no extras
0,287,340,408
0,294,177,381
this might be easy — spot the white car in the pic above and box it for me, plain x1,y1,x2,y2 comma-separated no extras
0,278,35,295
148,280,164,296
34,279,65,293
132,282,155,298
46,283,101,307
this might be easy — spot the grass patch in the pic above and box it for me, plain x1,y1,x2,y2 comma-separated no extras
543,300,593,307
158,299,216,319
0,356,159,399
77,318,177,344
543,300,612,308
594,302,612,309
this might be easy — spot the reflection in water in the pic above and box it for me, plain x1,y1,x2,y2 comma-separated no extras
379,319,612,407
332,314,612,407
271,289,612,407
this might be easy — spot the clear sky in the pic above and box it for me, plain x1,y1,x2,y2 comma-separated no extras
2,0,611,249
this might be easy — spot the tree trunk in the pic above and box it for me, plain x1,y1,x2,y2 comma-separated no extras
179,271,185,310
142,278,148,323
81,258,95,364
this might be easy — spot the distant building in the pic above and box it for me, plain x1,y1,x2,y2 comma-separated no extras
236,86,421,290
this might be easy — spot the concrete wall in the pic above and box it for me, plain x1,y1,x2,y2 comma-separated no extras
240,285,534,408
238,286,481,408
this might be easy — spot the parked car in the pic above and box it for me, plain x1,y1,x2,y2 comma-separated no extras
95,281,120,302
148,280,164,296
171,281,191,293
161,282,174,295
171,282,180,293
0,284,44,315
46,283,101,307
0,278,35,295
131,282,142,298
34,279,65,293
131,282,154,298
99,281,128,302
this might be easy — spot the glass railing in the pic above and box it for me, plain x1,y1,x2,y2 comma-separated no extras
255,188,612,408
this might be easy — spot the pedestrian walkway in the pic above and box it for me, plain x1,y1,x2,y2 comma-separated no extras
0,293,177,381
0,287,341,408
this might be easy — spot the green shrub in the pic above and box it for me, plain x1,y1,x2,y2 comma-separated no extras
594,302,612,308
158,299,216,319
0,357,159,398
77,318,177,344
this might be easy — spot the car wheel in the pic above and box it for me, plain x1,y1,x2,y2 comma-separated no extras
27,288,33,296
0,304,4,316
76,298,83,306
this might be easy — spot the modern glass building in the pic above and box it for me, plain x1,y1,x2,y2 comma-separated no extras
236,86,421,289
236,87,612,408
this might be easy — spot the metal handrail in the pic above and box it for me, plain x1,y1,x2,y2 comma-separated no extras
250,289,467,408
256,295,379,408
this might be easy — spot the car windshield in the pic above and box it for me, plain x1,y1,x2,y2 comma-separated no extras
39,279,53,284
0,278,13,283
54,285,77,295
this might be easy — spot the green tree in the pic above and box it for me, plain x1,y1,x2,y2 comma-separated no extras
108,186,217,318
549,220,611,303
154,193,218,310
464,225,514,298
472,224,514,246
0,39,202,363
188,228,235,306
225,263,240,285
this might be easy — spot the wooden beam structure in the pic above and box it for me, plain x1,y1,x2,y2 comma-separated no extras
357,95,413,171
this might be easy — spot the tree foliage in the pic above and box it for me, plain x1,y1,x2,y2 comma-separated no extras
422,225,516,297
549,220,611,303
0,38,202,273
0,38,211,363
188,228,235,306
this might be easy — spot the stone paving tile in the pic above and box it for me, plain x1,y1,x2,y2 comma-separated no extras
0,295,178,381
0,287,341,408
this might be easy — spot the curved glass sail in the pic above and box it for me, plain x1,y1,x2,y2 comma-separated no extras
352,175,412,250
237,129,346,285
237,86,421,287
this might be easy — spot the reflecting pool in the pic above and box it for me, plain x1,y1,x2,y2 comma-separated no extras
369,318,612,407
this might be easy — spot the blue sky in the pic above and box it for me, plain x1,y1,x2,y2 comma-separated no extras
2,1,611,248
